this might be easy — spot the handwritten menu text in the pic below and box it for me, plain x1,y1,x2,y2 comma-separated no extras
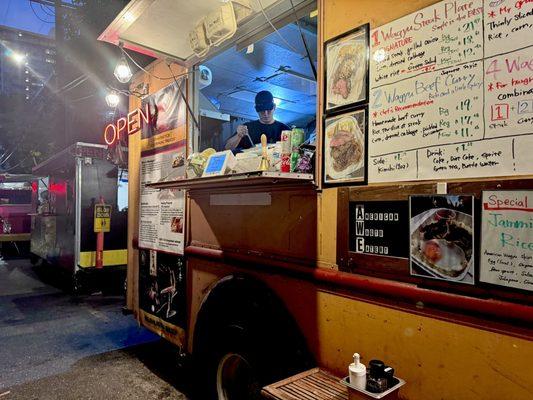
369,0,533,183
480,190,533,291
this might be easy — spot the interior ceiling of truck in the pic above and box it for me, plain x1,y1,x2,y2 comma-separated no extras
201,18,317,127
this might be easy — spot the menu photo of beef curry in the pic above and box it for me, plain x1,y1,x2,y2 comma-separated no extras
409,195,475,285
323,107,366,185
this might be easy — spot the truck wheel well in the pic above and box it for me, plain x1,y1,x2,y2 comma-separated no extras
192,274,314,390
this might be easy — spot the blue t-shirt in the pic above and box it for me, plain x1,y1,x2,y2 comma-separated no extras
233,120,290,150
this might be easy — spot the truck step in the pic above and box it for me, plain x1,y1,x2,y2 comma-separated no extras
262,368,348,400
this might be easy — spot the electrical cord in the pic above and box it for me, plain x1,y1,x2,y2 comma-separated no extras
28,0,54,24
0,150,15,167
288,0,317,80
107,85,146,99
257,0,301,55
59,75,90,94
58,74,86,92
165,62,200,132
70,93,95,103
122,49,194,81
39,3,55,17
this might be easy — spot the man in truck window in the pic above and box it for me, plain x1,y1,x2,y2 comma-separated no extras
225,90,290,151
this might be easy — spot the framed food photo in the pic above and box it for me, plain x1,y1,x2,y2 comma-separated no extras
324,23,369,114
323,107,367,186
409,195,475,285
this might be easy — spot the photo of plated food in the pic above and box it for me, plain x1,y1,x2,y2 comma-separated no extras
409,195,475,284
325,25,368,112
324,109,366,184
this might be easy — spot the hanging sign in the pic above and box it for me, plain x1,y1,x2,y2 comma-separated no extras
480,190,533,292
94,204,111,233
103,103,152,146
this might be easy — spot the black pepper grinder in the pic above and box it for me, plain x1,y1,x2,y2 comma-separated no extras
366,359,388,393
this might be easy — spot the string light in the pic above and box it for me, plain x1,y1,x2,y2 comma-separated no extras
114,45,133,83
105,91,120,108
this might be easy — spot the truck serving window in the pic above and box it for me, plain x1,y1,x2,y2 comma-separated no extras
191,11,317,180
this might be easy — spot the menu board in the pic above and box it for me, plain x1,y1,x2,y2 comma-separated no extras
349,201,409,258
480,191,533,292
368,0,533,183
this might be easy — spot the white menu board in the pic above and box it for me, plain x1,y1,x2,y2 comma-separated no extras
369,0,533,183
480,191,533,292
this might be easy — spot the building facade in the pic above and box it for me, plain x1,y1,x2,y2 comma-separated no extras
0,25,55,101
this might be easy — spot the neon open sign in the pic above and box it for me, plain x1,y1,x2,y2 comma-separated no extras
103,103,151,145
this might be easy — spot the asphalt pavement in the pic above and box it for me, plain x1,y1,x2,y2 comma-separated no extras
0,258,191,399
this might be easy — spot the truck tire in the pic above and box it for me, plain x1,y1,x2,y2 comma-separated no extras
193,275,314,400
29,254,40,265
208,324,263,400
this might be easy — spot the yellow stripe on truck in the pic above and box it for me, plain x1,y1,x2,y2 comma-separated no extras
78,249,127,268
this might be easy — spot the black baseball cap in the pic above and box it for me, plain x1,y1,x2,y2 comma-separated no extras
255,90,275,112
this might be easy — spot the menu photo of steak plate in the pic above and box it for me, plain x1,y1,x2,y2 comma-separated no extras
324,24,369,114
323,107,367,185
409,195,475,285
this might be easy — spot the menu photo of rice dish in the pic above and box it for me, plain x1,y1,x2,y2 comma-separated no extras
409,195,475,285
325,25,368,112
324,108,366,184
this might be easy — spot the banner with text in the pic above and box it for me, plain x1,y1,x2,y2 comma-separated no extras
139,81,186,255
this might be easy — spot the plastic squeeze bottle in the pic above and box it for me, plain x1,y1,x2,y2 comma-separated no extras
349,353,367,390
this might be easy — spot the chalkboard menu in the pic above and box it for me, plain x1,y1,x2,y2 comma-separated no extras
349,201,409,258
480,190,533,292
368,0,533,183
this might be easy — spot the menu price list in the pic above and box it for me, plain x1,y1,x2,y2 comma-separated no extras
480,190,533,292
371,134,533,181
370,61,484,155
370,0,484,87
484,47,533,138
368,0,533,183
484,0,533,57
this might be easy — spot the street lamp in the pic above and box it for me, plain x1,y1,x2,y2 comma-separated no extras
11,52,25,64
114,53,132,83
105,91,120,108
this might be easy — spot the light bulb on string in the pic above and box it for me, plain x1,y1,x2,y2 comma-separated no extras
114,53,132,83
105,90,120,108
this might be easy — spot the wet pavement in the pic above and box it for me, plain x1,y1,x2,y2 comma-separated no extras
0,258,191,399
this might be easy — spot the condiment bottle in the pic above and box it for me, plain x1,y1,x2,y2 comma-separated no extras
349,353,366,390
366,359,388,393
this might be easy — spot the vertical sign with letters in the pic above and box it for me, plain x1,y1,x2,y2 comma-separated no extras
349,201,409,258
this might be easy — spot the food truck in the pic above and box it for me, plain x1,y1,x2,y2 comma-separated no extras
30,142,128,292
100,0,533,399
0,174,35,256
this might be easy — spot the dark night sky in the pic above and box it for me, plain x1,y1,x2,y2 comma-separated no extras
0,0,76,36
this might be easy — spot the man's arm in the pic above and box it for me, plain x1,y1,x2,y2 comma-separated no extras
225,134,243,150
225,124,248,150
